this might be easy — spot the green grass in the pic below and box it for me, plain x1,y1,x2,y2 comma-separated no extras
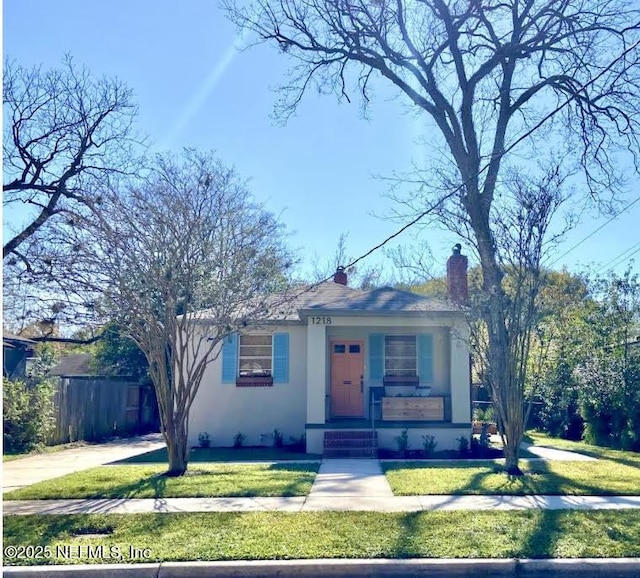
114,446,321,464
526,431,640,464
4,510,640,565
383,458,640,495
3,463,319,500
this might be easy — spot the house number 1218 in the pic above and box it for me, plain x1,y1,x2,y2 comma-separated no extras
311,316,332,325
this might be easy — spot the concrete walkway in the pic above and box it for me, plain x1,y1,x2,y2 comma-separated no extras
2,433,165,494
5,455,640,515
520,443,597,461
5,493,640,515
5,438,640,515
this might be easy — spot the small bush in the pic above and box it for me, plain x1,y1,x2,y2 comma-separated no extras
395,429,409,454
288,434,306,452
3,377,56,454
421,435,437,457
233,431,245,448
273,428,284,448
457,435,469,456
198,432,211,448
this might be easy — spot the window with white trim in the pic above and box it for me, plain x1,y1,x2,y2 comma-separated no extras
384,335,417,377
238,334,273,377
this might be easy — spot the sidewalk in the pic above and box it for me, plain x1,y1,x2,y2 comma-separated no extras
5,493,640,515
2,433,165,494
5,456,640,515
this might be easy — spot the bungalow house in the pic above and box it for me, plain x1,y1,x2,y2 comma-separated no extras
189,246,472,456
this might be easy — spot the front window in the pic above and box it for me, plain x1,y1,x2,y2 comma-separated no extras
239,334,272,377
384,335,417,377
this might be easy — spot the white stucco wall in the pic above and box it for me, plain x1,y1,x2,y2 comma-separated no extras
188,311,471,451
450,320,471,424
188,324,307,448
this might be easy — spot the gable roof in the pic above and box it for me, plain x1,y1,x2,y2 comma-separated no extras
194,281,463,324
260,282,463,321
298,283,459,314
48,353,94,377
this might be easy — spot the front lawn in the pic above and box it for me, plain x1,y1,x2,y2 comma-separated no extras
3,463,319,500
383,459,640,496
4,510,640,565
113,446,321,464
526,432,640,465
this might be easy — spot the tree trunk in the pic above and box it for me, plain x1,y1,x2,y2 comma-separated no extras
472,215,526,475
164,414,189,476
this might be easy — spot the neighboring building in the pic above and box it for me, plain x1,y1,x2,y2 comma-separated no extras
2,333,37,379
189,247,472,455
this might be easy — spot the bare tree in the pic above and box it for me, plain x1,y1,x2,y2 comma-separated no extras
53,149,293,475
3,56,139,263
225,0,640,473
310,232,388,288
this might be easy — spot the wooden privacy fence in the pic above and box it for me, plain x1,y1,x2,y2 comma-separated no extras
48,378,159,445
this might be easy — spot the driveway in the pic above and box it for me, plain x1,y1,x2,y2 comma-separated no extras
2,433,165,494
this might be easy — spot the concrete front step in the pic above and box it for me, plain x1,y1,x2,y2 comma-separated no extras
324,438,378,449
323,448,378,458
323,430,378,458
323,430,377,439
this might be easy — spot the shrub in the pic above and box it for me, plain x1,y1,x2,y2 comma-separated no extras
233,431,245,448
421,435,437,457
273,428,284,448
395,429,409,454
457,435,469,456
197,432,210,448
3,377,55,454
288,434,306,452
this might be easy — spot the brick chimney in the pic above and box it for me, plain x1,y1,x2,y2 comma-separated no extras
446,244,468,304
333,266,348,286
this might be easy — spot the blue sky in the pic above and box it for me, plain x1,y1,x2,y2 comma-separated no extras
3,0,639,282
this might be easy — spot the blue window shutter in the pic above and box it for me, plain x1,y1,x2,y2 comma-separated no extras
369,334,384,381
418,334,433,384
273,333,289,383
221,333,238,383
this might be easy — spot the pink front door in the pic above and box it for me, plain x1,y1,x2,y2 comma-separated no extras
330,341,364,417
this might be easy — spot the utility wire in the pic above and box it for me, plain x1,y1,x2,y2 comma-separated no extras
340,39,640,274
597,241,640,273
284,37,640,303
547,196,640,268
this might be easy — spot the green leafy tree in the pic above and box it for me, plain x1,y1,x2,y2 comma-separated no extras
574,270,640,449
92,323,149,381
3,344,57,454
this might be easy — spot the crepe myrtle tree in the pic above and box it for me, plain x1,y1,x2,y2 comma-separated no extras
3,56,139,264
225,0,640,473
57,149,293,475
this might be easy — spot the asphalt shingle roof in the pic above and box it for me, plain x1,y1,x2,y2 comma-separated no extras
48,353,94,377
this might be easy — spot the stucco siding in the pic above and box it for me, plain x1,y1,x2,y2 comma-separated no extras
188,325,307,448
376,427,471,452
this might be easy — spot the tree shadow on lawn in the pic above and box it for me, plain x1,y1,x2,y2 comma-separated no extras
492,459,620,496
86,470,169,500
386,459,619,496
98,463,317,499
111,447,320,465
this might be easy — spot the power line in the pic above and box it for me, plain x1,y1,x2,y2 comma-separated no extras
547,196,640,268
597,240,640,273
341,39,640,274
